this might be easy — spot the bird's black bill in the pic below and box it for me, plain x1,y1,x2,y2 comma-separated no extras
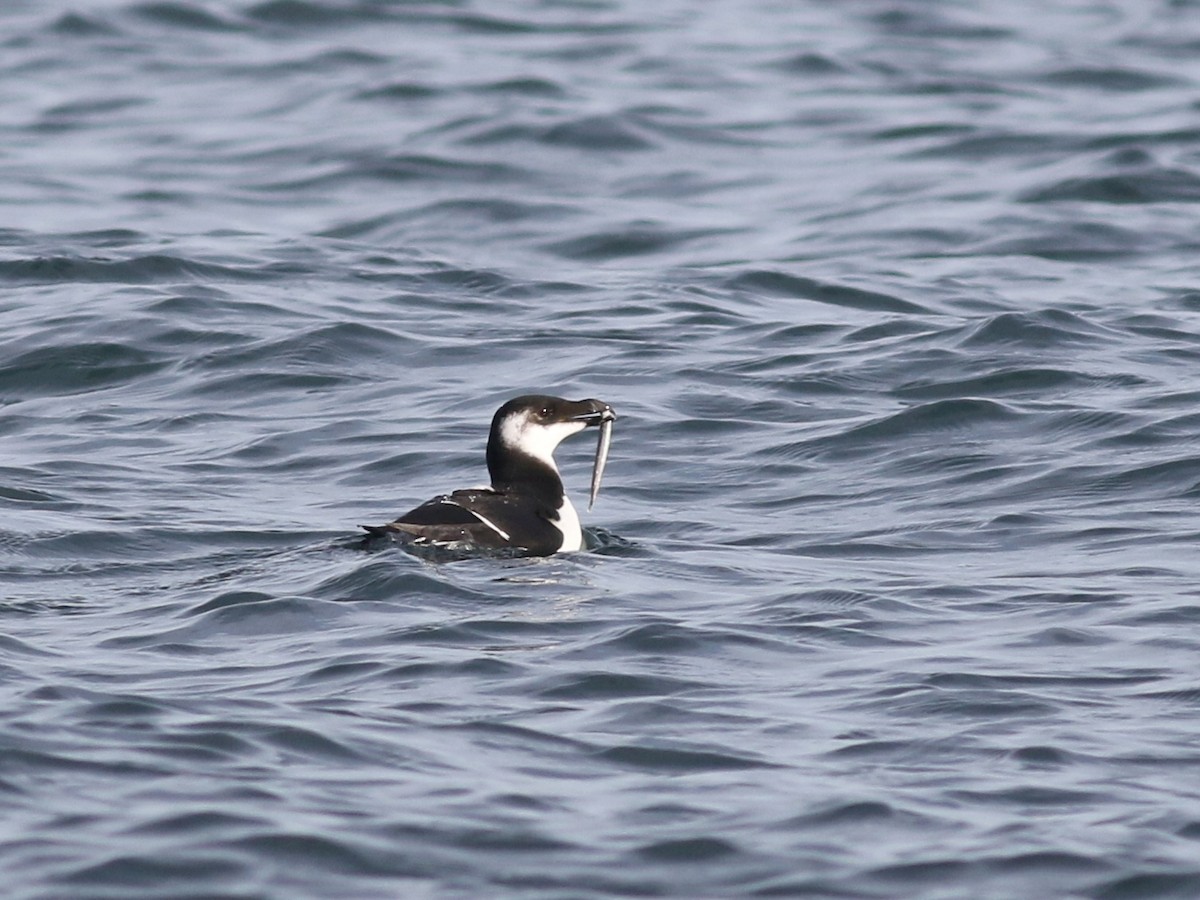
571,401,616,426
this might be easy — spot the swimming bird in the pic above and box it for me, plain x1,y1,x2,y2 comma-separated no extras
362,394,616,557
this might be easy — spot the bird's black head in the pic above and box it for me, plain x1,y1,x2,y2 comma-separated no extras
487,394,616,487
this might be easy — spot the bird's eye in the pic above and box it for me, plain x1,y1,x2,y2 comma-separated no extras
539,406,552,418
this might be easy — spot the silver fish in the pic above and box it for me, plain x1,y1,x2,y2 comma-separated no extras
589,413,614,511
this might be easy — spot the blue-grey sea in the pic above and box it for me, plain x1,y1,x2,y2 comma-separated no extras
5,1,1200,897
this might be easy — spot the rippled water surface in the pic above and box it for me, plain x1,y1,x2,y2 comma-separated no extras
5,1,1200,896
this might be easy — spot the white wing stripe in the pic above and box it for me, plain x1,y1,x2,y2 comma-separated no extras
467,509,510,541
440,496,511,542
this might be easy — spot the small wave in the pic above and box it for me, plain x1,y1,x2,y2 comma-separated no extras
724,269,927,314
868,6,1013,40
50,11,120,36
1040,65,1185,93
188,321,412,374
894,367,1093,400
544,224,726,261
462,113,656,152
957,309,1111,348
909,129,1076,161
245,0,389,28
132,2,242,32
770,51,850,76
248,153,530,192
967,221,1146,260
355,81,442,101
834,398,1021,445
1092,455,1200,499
0,254,290,285
1020,167,1200,204
471,77,567,98
0,341,168,398
597,742,777,772
636,836,739,862
56,854,249,893
533,671,703,700
1091,871,1200,900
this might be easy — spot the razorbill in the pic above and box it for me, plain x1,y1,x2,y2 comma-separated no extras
362,394,616,556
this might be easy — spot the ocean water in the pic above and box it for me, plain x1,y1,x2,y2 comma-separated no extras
4,0,1200,896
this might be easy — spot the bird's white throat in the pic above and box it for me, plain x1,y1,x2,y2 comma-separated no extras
498,412,587,470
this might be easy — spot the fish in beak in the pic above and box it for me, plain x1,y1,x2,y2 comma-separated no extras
572,400,616,511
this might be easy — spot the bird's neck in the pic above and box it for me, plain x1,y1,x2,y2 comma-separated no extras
487,441,565,509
